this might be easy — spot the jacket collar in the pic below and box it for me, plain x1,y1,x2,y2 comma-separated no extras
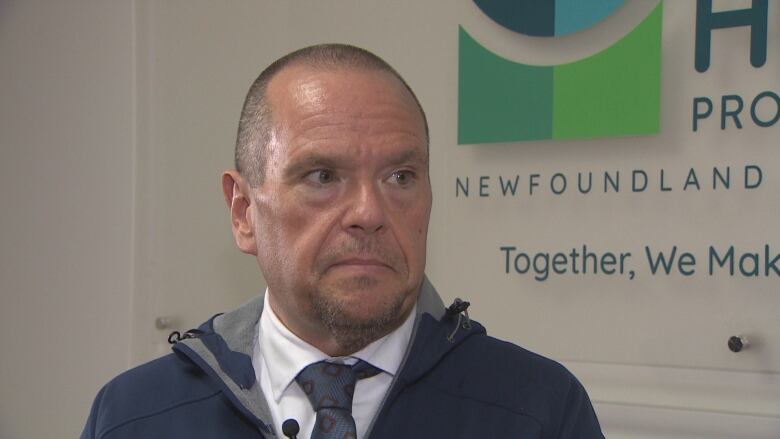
381,279,485,404
172,276,483,436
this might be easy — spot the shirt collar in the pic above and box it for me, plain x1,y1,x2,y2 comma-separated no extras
258,289,417,403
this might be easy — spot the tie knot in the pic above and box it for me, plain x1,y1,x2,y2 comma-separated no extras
295,360,382,411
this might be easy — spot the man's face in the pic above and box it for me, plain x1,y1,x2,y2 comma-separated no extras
250,65,431,354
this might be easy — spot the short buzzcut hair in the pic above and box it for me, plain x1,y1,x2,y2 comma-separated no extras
234,43,429,186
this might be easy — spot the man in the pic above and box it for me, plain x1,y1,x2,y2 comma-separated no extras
82,44,603,438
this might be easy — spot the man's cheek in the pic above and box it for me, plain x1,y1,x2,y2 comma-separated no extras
299,230,335,274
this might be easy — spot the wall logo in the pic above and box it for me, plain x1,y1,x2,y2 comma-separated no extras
459,0,663,144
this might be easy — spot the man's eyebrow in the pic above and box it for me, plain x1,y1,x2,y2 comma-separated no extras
285,147,428,174
386,148,429,167
283,154,341,176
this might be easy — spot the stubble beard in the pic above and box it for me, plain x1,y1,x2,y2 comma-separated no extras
311,275,409,355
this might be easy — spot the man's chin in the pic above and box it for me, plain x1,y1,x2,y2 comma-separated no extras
338,298,406,325
311,279,412,351
323,285,406,322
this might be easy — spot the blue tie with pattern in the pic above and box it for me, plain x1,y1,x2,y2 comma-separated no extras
295,360,382,439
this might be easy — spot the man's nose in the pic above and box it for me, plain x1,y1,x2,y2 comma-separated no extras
342,181,386,235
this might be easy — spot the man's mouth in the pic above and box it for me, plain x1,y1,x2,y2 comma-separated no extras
329,257,395,273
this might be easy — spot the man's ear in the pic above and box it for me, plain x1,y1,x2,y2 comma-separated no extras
221,170,258,255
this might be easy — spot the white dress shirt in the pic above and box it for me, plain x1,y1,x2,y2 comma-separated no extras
252,290,416,439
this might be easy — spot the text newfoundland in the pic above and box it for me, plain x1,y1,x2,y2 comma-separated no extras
456,165,762,198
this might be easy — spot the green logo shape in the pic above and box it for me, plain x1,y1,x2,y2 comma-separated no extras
458,2,662,144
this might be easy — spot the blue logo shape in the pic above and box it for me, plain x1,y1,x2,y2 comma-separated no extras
474,0,625,37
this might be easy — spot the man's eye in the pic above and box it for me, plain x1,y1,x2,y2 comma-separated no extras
391,170,415,186
305,169,335,185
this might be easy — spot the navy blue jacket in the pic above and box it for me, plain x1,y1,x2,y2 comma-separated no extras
82,279,603,438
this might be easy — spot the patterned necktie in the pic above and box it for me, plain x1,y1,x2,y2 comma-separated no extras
295,360,382,439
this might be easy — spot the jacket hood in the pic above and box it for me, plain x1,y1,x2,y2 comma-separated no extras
172,276,484,436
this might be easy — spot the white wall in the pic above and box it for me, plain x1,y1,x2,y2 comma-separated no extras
128,1,780,436
0,1,135,437
1,1,778,437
